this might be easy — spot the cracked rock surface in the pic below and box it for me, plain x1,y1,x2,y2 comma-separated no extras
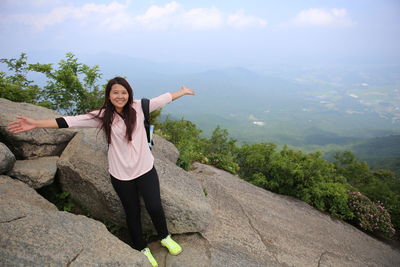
187,163,400,267
0,175,148,266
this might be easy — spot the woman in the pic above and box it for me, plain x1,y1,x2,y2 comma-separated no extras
7,77,195,267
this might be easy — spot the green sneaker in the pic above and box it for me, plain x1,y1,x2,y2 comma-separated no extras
160,234,182,255
141,248,158,267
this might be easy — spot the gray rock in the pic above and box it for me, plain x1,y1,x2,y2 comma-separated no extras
57,128,212,235
0,142,15,174
0,98,76,159
0,175,149,267
189,163,400,267
148,233,210,267
57,128,122,224
155,157,212,234
0,174,57,212
7,156,58,189
152,134,179,164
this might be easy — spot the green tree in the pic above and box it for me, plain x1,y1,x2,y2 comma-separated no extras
204,125,239,173
1,52,103,114
0,53,42,105
29,52,103,115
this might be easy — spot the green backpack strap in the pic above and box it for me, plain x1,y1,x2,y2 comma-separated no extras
141,98,154,148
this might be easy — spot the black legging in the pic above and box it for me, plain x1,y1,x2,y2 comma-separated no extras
110,166,169,250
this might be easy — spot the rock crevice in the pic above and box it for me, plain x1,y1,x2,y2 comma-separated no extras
0,215,27,224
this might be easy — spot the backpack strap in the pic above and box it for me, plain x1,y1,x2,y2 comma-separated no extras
141,98,153,148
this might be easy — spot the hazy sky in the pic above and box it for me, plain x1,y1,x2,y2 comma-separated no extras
1,0,399,69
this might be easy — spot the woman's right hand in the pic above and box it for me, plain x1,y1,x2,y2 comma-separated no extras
7,116,37,134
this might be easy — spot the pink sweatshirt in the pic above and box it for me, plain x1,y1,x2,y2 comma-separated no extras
63,93,172,181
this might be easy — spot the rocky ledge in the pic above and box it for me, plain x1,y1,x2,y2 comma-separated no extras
1,97,399,266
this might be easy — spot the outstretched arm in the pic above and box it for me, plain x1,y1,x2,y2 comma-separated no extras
7,116,58,134
149,86,196,112
170,85,195,101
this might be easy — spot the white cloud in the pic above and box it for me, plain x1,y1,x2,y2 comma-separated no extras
135,1,181,30
134,2,266,31
180,7,224,30
291,8,353,27
0,0,61,7
1,1,267,32
2,1,131,32
4,6,73,31
137,1,180,22
227,10,267,29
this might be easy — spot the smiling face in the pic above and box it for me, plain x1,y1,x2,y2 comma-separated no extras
109,84,129,113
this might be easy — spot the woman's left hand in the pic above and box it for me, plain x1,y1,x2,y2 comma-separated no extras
180,85,196,96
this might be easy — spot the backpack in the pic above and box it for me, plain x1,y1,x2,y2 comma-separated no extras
141,98,154,149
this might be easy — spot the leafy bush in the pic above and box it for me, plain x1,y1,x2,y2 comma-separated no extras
158,120,239,172
238,144,353,219
348,191,395,238
204,126,239,174
236,142,276,180
207,153,239,174
334,151,400,234
303,182,353,220
266,147,345,196
157,117,208,170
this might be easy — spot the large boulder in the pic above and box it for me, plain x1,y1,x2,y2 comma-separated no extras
0,175,149,266
0,142,15,174
154,157,212,234
152,134,179,164
0,98,76,159
57,128,212,234
185,163,400,267
7,156,58,189
0,174,57,212
56,128,121,222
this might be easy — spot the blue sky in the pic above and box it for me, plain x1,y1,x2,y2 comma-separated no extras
0,0,399,69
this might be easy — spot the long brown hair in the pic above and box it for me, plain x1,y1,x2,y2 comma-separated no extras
94,77,136,144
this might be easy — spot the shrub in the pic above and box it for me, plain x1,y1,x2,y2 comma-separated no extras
303,182,354,220
348,191,395,238
236,142,276,180
204,126,239,174
208,153,239,174
157,117,207,170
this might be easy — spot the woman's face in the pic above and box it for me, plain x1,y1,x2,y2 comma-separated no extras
109,84,129,112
